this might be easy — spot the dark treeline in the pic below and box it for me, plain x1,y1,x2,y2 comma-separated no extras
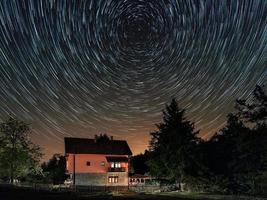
131,85,267,194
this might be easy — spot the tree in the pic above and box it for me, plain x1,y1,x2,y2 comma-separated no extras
206,85,267,194
42,154,67,184
236,85,267,128
0,117,42,183
209,114,248,173
94,133,112,143
148,99,200,187
130,150,150,175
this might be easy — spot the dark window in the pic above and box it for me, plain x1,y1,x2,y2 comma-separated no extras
86,161,90,166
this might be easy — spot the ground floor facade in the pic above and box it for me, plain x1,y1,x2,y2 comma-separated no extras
69,172,129,186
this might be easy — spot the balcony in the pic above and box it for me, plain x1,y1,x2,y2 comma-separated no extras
108,167,126,172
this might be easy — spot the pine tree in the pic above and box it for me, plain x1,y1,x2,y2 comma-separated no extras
148,99,199,187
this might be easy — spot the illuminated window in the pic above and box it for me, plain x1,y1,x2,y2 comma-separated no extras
100,161,105,166
115,162,121,168
86,161,91,166
108,176,118,183
111,162,121,168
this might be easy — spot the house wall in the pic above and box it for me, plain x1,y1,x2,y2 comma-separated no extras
66,154,129,173
74,172,129,186
106,172,129,186
66,153,130,186
75,173,107,186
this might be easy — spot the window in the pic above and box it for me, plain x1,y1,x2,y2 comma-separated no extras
86,161,91,166
115,162,121,168
111,162,121,168
100,161,105,166
108,176,118,183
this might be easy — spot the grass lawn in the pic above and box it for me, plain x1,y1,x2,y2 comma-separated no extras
113,191,267,200
156,191,267,200
1,184,267,200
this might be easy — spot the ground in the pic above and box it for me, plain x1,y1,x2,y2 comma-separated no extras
1,184,267,200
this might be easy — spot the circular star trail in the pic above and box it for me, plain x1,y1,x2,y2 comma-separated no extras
0,0,266,158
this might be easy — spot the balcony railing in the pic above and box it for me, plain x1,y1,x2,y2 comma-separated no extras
108,167,126,172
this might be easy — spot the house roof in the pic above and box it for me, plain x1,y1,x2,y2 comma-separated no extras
106,156,129,162
64,137,132,155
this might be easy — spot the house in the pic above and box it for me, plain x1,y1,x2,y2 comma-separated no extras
64,137,132,186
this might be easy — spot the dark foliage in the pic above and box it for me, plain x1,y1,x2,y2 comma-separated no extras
42,154,67,184
130,150,150,175
206,85,267,194
147,98,202,187
147,86,267,194
235,85,267,127
94,133,113,143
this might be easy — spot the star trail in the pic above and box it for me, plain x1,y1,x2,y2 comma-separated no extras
0,0,266,159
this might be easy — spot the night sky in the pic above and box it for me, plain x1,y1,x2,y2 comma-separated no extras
0,0,266,160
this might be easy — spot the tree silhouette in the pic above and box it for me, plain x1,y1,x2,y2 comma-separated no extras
148,98,200,187
208,114,249,181
146,86,267,194
130,150,150,175
42,154,67,184
236,85,267,127
94,133,112,143
206,86,267,193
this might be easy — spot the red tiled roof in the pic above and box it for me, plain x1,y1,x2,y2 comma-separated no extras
64,137,132,155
